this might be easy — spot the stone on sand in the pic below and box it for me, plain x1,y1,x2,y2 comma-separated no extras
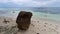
16,11,32,30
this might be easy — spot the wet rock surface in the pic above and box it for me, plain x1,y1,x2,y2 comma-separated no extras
16,11,32,30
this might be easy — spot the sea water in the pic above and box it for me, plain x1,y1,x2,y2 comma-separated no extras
0,7,60,21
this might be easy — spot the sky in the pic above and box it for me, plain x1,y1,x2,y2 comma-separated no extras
0,0,60,7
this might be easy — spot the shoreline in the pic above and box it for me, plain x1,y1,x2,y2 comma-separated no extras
0,16,60,34
32,16,60,25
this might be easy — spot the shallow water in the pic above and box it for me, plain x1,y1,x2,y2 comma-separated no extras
0,7,60,21
33,12,60,21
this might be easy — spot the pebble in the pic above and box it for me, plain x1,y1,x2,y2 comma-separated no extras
37,33,39,34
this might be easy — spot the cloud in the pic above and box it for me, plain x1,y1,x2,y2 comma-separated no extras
0,0,59,7
27,0,57,7
45,0,60,7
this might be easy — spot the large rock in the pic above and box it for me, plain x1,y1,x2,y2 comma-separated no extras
16,11,32,30
0,17,18,34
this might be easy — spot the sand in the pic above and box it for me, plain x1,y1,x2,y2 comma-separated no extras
0,16,60,34
0,16,18,34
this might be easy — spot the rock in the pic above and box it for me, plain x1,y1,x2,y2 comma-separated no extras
37,33,39,34
16,11,32,30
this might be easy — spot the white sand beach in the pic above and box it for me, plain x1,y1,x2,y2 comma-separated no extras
0,16,60,34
